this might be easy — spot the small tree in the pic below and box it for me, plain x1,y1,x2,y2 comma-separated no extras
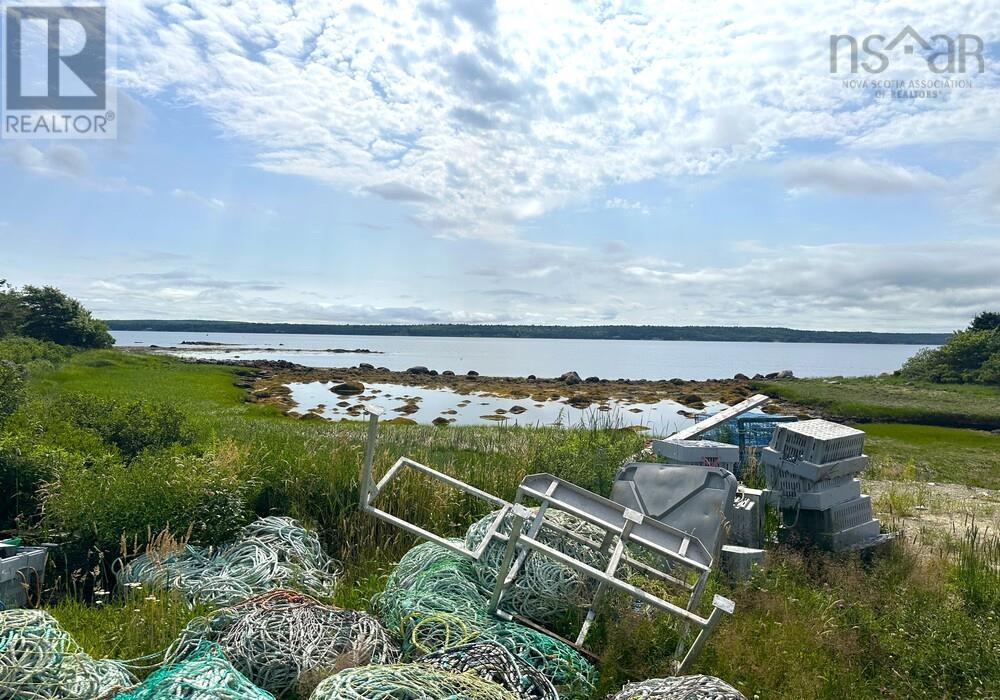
0,280,23,338
969,311,1000,332
18,285,114,348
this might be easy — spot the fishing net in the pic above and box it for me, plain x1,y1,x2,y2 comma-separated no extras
465,508,608,624
611,675,748,700
115,640,275,700
0,609,135,700
119,516,339,606
419,642,557,700
308,662,520,700
373,541,597,699
166,589,399,698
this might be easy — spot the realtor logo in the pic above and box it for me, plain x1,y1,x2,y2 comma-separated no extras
2,2,116,138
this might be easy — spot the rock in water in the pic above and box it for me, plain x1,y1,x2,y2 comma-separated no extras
331,381,365,395
560,371,582,385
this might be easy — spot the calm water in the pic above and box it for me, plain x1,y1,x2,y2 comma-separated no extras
287,380,709,432
112,330,930,380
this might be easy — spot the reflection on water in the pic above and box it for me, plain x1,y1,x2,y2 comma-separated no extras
286,381,715,434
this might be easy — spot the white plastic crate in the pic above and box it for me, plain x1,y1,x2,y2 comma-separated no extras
652,439,739,469
729,489,764,548
761,446,868,482
797,479,862,510
0,547,47,609
820,519,882,551
797,495,875,533
768,419,865,464
764,461,861,509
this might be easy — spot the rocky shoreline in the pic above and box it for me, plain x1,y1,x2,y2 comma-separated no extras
189,357,802,421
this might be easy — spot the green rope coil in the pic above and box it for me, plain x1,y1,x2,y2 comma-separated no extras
114,641,275,700
419,642,557,700
373,541,597,699
119,516,339,607
0,609,135,700
465,508,609,624
611,675,748,700
308,662,520,700
166,589,399,698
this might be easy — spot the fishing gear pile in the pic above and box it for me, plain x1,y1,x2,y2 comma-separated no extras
0,609,134,700
419,642,557,700
465,508,609,624
373,540,597,699
166,589,399,697
308,662,521,700
119,516,339,606
611,675,748,700
115,641,275,700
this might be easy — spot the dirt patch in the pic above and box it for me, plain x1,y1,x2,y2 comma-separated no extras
865,478,1000,547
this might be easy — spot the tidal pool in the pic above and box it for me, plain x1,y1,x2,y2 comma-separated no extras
286,381,719,434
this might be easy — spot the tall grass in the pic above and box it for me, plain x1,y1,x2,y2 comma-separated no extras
954,522,1000,616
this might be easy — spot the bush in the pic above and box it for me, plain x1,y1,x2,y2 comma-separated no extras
0,336,74,371
42,441,257,550
0,360,23,423
58,393,192,460
900,328,1000,384
0,430,90,528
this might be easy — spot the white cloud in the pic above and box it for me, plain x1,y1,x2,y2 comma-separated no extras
172,188,226,211
111,1,1000,240
605,198,650,215
2,142,152,194
777,157,947,197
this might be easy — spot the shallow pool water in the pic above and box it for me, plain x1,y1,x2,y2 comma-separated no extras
286,381,717,434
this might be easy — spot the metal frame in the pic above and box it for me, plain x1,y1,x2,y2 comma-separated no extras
670,394,770,441
359,406,735,673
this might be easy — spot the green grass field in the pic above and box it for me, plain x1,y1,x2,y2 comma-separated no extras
862,423,1000,489
755,375,1000,429
4,350,998,699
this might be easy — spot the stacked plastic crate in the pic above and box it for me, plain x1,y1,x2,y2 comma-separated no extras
761,419,881,551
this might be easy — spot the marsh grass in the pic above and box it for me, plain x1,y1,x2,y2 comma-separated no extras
754,376,1000,431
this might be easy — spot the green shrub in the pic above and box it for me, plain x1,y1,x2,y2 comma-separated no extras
900,328,1000,384
0,430,90,528
42,441,256,549
976,352,1000,385
0,360,23,423
0,336,74,371
57,393,192,460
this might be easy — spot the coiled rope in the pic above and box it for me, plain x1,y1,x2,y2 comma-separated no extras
0,609,134,700
419,642,558,700
373,540,597,699
119,516,339,607
308,662,521,700
465,508,609,624
114,641,275,700
611,675,748,700
165,589,399,698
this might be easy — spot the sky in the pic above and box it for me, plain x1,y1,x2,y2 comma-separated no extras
2,0,999,332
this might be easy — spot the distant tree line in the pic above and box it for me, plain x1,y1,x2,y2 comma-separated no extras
0,282,114,348
900,312,1000,384
104,319,949,345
